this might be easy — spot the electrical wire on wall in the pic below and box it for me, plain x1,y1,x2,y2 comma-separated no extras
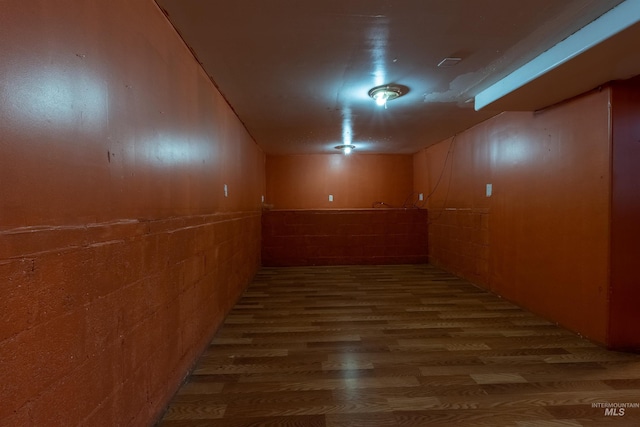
401,192,423,208
420,135,457,223
372,136,456,211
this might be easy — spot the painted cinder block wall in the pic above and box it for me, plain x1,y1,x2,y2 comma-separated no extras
262,209,428,266
0,1,264,426
263,154,428,266
414,82,640,350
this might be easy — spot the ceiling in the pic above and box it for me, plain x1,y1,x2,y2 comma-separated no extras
155,0,640,155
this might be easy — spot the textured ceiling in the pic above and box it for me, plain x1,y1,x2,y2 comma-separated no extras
155,0,639,154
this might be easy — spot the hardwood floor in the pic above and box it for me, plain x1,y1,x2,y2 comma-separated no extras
157,265,640,426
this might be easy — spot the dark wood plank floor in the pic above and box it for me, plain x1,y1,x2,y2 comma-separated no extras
157,265,640,426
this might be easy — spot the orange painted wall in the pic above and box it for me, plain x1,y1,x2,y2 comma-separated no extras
414,90,611,345
0,1,264,426
266,154,414,209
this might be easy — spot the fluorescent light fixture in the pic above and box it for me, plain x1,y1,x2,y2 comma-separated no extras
475,0,640,111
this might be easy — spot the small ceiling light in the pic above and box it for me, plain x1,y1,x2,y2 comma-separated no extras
368,84,407,108
335,144,355,155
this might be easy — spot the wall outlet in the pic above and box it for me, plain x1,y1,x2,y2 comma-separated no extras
418,193,424,201
486,183,492,197
224,184,228,197
328,194,333,202
261,195,265,202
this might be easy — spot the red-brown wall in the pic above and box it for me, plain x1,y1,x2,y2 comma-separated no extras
262,209,428,266
0,1,264,425
414,90,612,345
609,77,640,350
263,153,421,267
266,154,414,209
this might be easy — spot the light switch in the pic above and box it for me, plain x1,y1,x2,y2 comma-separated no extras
328,194,333,202
418,193,424,201
486,183,492,197
224,184,228,197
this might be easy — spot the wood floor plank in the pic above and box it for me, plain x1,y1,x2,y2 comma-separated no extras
157,265,640,426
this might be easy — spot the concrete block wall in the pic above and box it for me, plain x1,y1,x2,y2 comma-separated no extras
0,0,265,424
262,209,428,266
1,213,260,425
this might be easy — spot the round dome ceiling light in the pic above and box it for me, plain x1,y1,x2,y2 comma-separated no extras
335,144,356,155
368,84,407,108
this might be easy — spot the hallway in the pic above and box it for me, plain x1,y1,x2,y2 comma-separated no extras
158,265,640,426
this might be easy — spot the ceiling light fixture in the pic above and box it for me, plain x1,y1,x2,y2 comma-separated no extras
335,144,355,155
368,84,407,108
